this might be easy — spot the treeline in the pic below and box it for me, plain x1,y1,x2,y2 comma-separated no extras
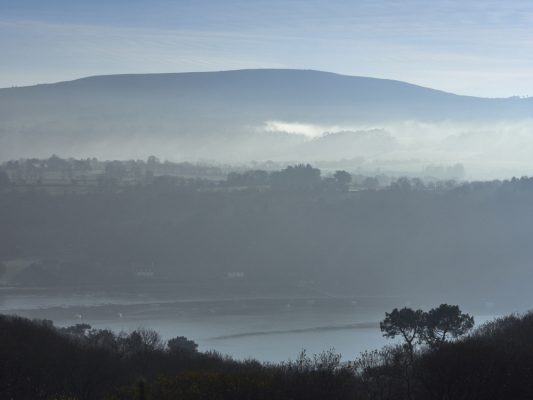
3,311,533,399
0,314,356,400
226,164,351,191
0,155,462,192
0,155,228,187
0,156,359,192
3,155,533,193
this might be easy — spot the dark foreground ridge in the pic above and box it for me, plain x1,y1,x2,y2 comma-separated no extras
2,311,533,399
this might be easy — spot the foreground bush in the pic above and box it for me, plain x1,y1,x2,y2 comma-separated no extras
4,312,533,399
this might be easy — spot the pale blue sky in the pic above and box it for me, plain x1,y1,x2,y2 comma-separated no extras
1,0,533,96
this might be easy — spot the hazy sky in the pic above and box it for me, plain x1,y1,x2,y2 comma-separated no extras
1,0,533,97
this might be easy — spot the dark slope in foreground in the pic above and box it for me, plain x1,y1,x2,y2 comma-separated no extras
3,312,533,399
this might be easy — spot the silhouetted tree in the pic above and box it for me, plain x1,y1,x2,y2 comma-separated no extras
380,307,425,359
381,305,474,353
333,170,352,191
380,307,425,400
46,154,69,170
227,170,269,187
422,304,474,347
122,328,164,355
271,164,321,190
60,323,92,337
167,336,198,354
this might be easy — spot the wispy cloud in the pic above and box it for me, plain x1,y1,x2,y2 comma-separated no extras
2,1,533,96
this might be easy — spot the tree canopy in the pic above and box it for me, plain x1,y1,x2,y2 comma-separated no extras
381,304,474,352
422,304,475,346
380,307,425,356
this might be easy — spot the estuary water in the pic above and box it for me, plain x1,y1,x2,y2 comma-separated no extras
0,286,499,362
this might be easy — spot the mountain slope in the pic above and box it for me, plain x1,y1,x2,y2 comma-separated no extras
0,69,532,162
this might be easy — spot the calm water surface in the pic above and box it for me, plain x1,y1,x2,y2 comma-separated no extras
0,286,500,362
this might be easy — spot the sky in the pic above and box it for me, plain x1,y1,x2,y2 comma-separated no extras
1,0,533,97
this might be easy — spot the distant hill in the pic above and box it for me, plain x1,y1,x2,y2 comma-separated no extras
1,69,532,162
